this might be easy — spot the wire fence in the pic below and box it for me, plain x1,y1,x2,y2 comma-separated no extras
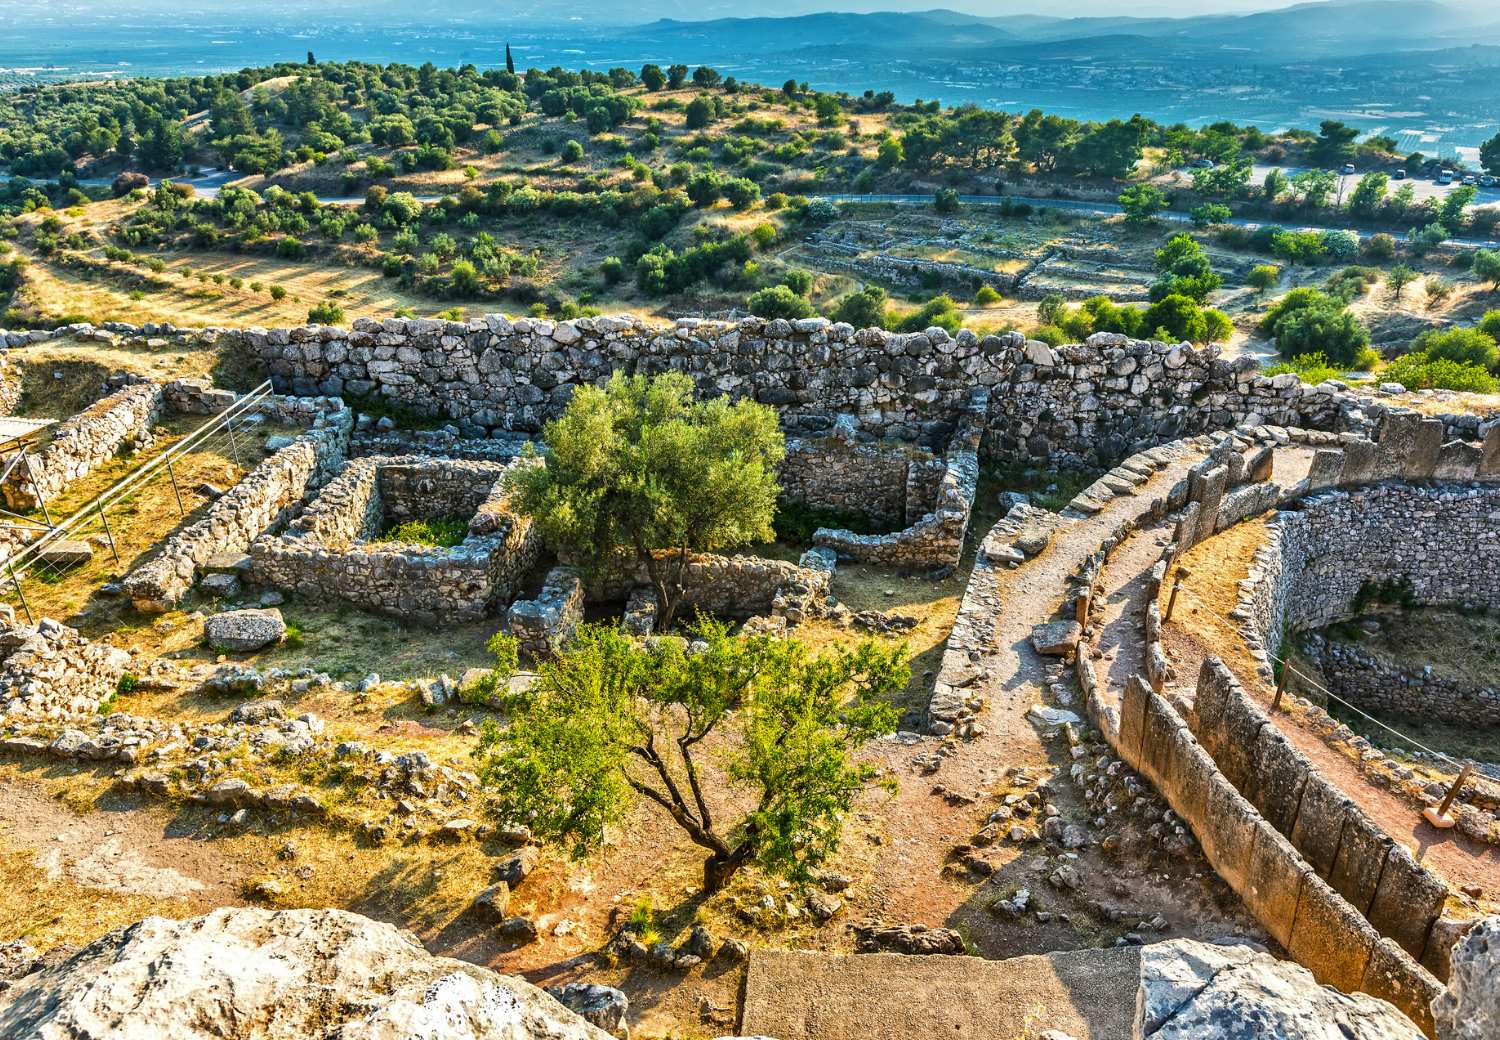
2,381,272,623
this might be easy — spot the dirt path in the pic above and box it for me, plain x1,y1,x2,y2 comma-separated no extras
857,438,1264,957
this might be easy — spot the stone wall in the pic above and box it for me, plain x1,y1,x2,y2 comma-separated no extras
1242,483,1500,672
228,315,1376,467
0,615,130,720
122,402,353,612
1,382,163,511
1109,662,1442,1033
248,456,539,623
1192,658,1451,968
1306,635,1500,730
812,389,985,572
508,566,584,660
0,348,19,415
780,422,936,528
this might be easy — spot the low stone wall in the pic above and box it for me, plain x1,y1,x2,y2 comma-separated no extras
1242,482,1500,678
248,456,539,623
1192,659,1451,967
508,566,584,660
780,420,940,528
1,382,163,511
812,390,986,572
0,348,19,415
122,403,353,612
1110,662,1442,1033
0,615,130,720
1307,635,1500,730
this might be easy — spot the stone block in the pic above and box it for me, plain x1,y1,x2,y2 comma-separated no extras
1482,421,1500,477
1244,820,1306,948
1119,675,1151,768
1288,872,1377,995
1361,936,1441,1037
1401,418,1444,480
1217,676,1268,797
1339,437,1384,484
1366,843,1445,960
1198,773,1258,892
1327,810,1391,916
1247,725,1309,836
1434,439,1483,481
1191,658,1233,759
1287,773,1351,879
1138,688,1181,789
1304,449,1345,492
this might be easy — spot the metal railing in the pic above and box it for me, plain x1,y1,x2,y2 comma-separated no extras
4,380,273,621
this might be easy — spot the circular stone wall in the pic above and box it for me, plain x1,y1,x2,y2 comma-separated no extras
1241,482,1500,727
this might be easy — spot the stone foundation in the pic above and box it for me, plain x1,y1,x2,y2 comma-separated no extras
0,615,130,720
1306,635,1500,731
1,382,163,511
122,401,353,612
248,455,539,623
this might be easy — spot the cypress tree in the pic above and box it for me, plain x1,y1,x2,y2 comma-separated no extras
505,44,515,74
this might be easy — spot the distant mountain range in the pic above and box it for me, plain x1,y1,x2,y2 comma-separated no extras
627,1,1500,61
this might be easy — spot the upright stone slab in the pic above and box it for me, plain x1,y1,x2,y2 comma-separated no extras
1339,438,1384,484
1304,449,1345,492
1434,440,1483,480
1366,844,1445,960
1327,811,1391,916
1288,773,1352,879
1482,420,1500,477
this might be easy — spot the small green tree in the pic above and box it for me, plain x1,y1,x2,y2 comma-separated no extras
1472,249,1500,291
308,300,344,325
1424,276,1454,312
1036,293,1067,327
831,285,888,330
473,621,907,893
507,372,784,631
1190,203,1231,227
1247,264,1280,295
934,187,960,214
747,284,815,319
1118,183,1166,225
1387,264,1416,302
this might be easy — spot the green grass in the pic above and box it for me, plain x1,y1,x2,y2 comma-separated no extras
377,516,470,548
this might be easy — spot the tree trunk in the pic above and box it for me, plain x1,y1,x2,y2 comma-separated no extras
702,852,743,894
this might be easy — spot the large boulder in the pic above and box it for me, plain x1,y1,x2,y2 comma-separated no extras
1136,939,1422,1038
0,907,612,1040
204,608,286,652
1432,915,1499,1040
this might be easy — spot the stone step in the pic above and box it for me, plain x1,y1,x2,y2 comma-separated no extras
739,946,1140,1040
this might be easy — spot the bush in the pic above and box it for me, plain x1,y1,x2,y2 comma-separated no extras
934,187,960,214
308,300,345,325
1411,326,1499,371
831,285,887,329
1246,264,1280,293
1190,203,1231,227
1383,351,1498,392
1260,287,1371,366
974,284,1002,305
561,139,585,162
1263,351,1340,384
600,256,624,284
1036,293,1066,326
378,516,469,547
894,294,962,334
747,284,815,319
1363,232,1397,261
782,268,814,296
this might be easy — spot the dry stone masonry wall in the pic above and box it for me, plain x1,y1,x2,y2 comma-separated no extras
232,315,1378,467
122,399,353,612
0,347,19,415
0,381,163,511
248,456,539,624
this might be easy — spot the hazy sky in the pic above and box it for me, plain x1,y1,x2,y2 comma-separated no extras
7,0,1496,25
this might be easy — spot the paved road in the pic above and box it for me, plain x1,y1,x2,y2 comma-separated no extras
815,191,1500,249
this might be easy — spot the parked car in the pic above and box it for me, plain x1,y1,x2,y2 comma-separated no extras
1437,170,1454,184
1481,175,1497,188
1340,163,1356,174
1393,168,1408,179
1188,158,1215,169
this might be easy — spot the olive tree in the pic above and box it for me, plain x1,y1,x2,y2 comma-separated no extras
507,372,784,630
474,622,907,892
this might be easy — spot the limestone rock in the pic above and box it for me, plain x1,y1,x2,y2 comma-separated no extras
204,608,286,652
543,983,628,1038
1031,620,1082,656
1432,915,1500,1040
1136,938,1422,1038
0,907,610,1039
851,922,965,955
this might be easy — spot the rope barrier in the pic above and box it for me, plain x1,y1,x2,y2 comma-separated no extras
1165,579,1463,770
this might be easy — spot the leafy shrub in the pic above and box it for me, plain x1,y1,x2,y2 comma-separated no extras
379,516,469,547
1263,352,1340,385
1383,351,1497,392
772,502,879,545
1411,327,1499,371
307,300,344,325
747,284,815,319
974,284,1002,305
